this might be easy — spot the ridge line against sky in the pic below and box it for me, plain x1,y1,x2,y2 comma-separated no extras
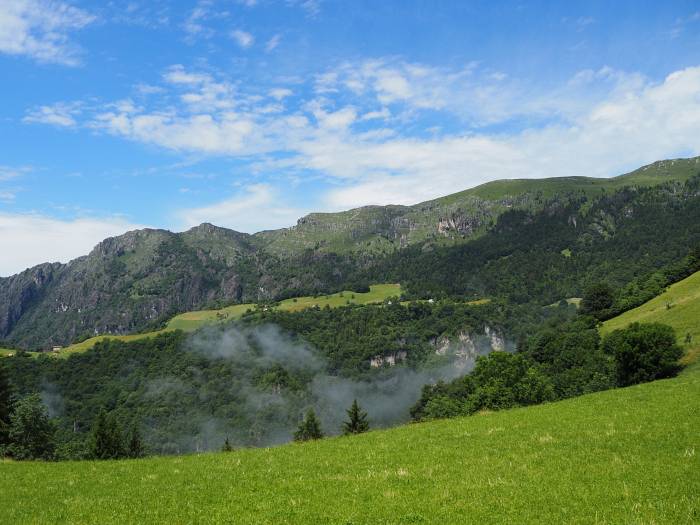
1,0,700,276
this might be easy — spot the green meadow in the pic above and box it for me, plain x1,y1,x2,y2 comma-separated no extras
56,284,402,356
1,360,698,524
602,270,700,363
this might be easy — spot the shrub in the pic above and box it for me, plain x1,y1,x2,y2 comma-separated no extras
603,322,683,387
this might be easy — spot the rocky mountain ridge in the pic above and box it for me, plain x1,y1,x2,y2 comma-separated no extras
1,156,699,349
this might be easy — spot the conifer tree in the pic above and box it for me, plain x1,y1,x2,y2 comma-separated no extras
294,409,323,441
342,399,369,435
126,423,145,458
90,409,125,459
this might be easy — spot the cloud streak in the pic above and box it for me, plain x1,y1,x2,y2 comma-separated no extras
0,0,95,65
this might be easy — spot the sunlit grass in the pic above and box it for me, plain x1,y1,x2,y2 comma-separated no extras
602,270,700,353
1,363,697,523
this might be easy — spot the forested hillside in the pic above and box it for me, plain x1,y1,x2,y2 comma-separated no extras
1,157,699,349
3,300,513,455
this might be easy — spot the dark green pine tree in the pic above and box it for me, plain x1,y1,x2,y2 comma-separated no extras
90,409,125,459
222,437,233,452
294,409,323,442
342,399,369,435
0,363,13,446
126,423,145,458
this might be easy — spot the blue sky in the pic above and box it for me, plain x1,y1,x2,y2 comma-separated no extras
1,0,700,275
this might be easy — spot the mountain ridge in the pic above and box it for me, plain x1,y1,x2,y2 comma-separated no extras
1,156,699,348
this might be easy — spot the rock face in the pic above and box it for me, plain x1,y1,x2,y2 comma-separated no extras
369,351,408,368
433,327,506,371
484,325,505,352
437,213,484,237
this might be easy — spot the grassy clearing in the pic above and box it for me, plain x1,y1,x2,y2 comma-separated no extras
602,270,700,356
1,362,698,523
53,284,402,357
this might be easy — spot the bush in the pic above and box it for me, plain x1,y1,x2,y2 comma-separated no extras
603,322,683,387
6,394,56,460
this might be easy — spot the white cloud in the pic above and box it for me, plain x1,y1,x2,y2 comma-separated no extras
183,1,213,40
265,34,281,52
0,213,142,276
0,0,95,65
0,166,30,205
269,87,293,100
24,61,700,217
0,190,17,203
23,102,80,127
0,165,31,181
316,67,700,208
231,29,254,49
178,184,306,232
163,64,212,85
288,0,321,16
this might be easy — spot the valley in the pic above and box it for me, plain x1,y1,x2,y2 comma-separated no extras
2,352,697,524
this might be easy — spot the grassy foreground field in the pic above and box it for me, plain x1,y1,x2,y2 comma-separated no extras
1,364,698,523
602,270,700,363
57,284,401,356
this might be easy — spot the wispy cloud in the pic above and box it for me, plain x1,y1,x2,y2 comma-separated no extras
265,33,281,52
0,0,95,65
231,29,254,48
288,0,322,17
0,165,31,181
0,166,31,205
22,60,700,216
182,0,214,40
23,101,81,127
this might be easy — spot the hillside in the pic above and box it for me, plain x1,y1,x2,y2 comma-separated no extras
2,358,697,523
1,156,699,349
55,284,401,356
602,269,700,362
257,157,700,256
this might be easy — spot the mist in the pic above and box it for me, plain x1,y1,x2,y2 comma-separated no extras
139,323,489,452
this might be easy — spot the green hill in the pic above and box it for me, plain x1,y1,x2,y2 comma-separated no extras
52,284,401,356
258,157,700,256
2,156,698,350
1,361,697,523
602,270,700,363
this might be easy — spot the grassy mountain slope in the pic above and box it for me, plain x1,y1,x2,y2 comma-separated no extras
602,269,700,362
49,284,401,356
2,362,697,523
257,156,700,256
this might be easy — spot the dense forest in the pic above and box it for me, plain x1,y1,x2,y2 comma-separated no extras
1,175,698,460
371,176,700,304
1,300,521,457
